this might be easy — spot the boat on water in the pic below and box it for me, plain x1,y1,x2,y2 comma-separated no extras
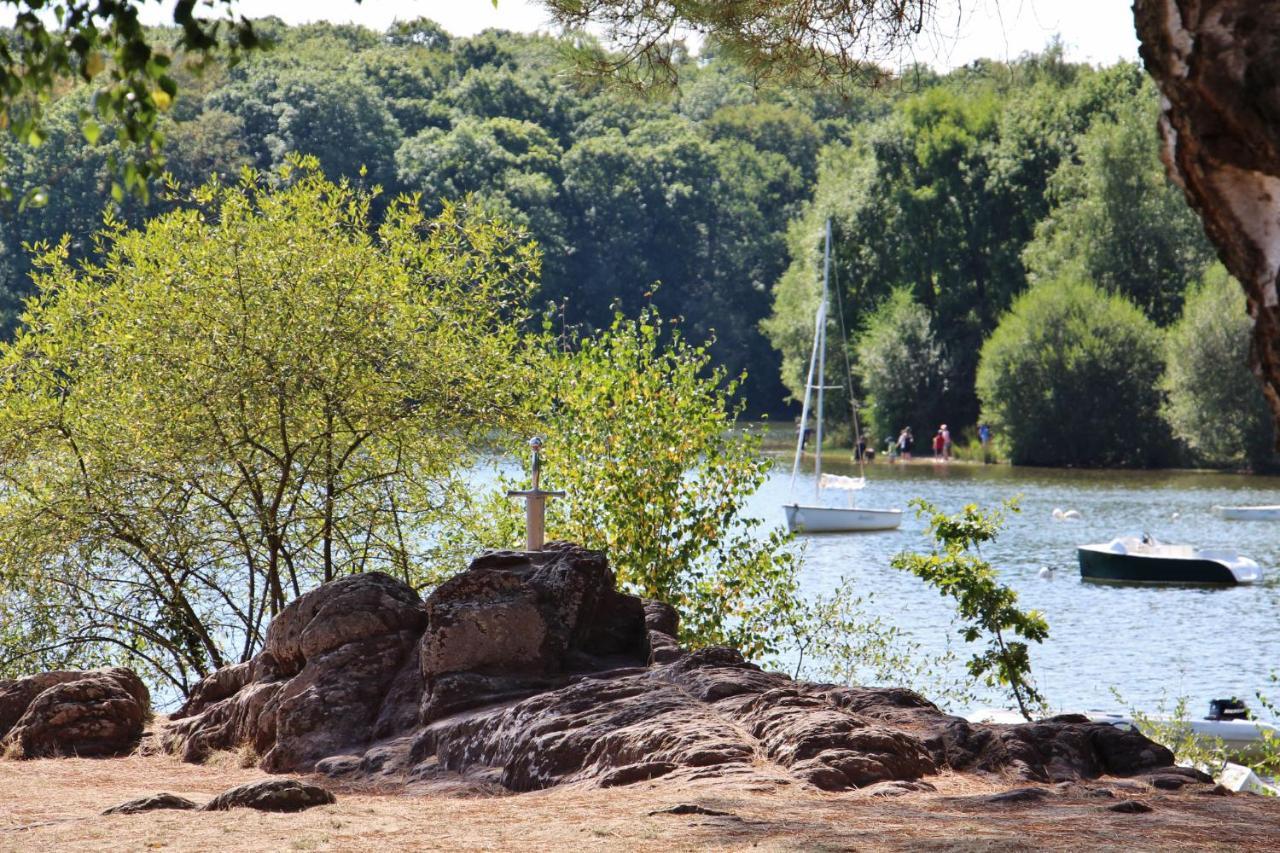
1077,535,1262,585
1213,504,1280,521
968,699,1280,764
782,220,901,534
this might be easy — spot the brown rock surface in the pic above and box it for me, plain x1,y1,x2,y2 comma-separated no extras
102,792,201,815
2,667,149,758
201,778,335,812
161,543,1182,795
164,571,426,769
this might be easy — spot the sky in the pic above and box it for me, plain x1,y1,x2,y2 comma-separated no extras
120,0,1141,71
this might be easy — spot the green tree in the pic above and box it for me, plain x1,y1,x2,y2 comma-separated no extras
1022,84,1214,325
1162,264,1276,469
473,308,800,659
975,280,1170,467
854,288,949,444
892,499,1048,720
0,163,538,693
206,66,404,189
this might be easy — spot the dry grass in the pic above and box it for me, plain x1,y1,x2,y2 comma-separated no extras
2,754,1279,852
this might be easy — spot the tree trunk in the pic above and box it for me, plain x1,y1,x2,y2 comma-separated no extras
1133,0,1280,438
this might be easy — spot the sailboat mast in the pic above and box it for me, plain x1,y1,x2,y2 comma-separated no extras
789,296,822,492
814,219,831,502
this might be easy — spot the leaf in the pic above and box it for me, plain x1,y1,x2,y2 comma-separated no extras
82,119,101,145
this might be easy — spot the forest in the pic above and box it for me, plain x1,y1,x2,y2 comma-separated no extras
0,18,1270,470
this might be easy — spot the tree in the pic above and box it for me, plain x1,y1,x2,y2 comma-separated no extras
0,163,539,693
976,280,1170,467
468,308,800,660
854,288,948,444
1022,84,1215,325
205,66,404,190
1134,0,1280,437
0,0,261,199
1162,264,1276,470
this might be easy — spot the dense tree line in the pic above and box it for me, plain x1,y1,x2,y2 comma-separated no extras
1,18,850,410
1,21,1267,466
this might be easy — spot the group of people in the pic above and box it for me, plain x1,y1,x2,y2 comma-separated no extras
884,422,993,463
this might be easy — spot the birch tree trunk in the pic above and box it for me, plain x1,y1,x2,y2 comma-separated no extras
1134,0,1280,436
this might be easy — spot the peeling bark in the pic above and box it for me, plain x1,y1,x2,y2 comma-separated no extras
1134,0,1280,437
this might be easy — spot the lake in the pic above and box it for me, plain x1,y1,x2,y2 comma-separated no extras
754,453,1280,718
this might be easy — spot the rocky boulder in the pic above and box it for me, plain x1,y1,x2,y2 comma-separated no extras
164,571,426,770
162,543,1181,795
3,667,149,758
419,543,647,721
202,779,335,812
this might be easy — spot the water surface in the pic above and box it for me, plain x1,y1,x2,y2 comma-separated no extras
755,455,1280,717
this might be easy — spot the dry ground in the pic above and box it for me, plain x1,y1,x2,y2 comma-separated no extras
3,752,1280,852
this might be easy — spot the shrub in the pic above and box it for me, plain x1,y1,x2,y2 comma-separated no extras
1162,264,1276,469
854,288,949,443
976,280,1169,467
0,163,538,692
468,308,801,660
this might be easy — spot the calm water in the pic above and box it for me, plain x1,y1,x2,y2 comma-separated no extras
753,454,1280,717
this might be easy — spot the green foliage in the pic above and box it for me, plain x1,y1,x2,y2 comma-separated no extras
0,162,538,692
764,62,1153,427
1122,687,1280,778
1022,86,1215,325
0,0,261,200
854,288,949,442
777,578,976,710
1162,264,1276,469
891,499,1048,720
976,280,1171,467
475,308,800,659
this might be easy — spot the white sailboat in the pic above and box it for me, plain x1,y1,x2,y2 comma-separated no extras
783,220,902,534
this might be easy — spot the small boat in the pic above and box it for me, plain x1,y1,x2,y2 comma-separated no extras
1077,534,1262,585
968,699,1279,764
782,219,901,534
1213,504,1280,521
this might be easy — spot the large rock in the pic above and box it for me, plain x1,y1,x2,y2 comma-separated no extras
163,544,1180,795
419,544,647,721
164,571,426,769
3,667,149,758
0,671,92,739
202,779,335,813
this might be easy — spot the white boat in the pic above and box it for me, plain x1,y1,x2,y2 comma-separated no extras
782,219,901,534
1213,504,1280,521
968,701,1280,763
1077,535,1263,585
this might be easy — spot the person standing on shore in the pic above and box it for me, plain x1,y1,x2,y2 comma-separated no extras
941,424,952,460
932,429,944,460
978,423,991,463
897,427,912,460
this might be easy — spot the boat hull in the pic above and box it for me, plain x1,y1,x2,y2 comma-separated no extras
784,503,902,533
1214,504,1280,521
1077,547,1246,585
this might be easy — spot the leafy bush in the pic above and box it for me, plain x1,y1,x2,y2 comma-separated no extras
891,499,1048,720
0,163,537,692
777,578,977,711
1162,264,1275,469
976,280,1170,467
471,308,801,660
854,288,949,443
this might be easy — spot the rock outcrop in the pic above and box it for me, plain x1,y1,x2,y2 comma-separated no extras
162,543,1179,793
202,779,336,812
2,667,149,758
